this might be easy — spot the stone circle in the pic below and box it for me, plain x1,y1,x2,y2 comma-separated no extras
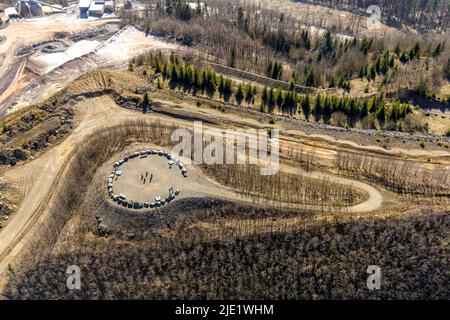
106,149,186,210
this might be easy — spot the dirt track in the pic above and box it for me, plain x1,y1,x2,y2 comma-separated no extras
0,16,180,116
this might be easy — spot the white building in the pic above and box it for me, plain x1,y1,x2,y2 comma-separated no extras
5,7,20,20
88,1,104,17
78,0,91,18
79,0,114,18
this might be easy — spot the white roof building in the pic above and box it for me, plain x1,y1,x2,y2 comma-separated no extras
79,0,114,17
78,0,92,9
88,1,104,15
5,7,20,18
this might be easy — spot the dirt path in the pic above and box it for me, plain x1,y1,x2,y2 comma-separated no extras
0,60,27,107
0,14,111,115
150,95,450,163
0,25,180,116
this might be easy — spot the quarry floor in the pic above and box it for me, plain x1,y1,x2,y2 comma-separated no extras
0,13,180,116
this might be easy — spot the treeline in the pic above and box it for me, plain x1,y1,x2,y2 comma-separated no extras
294,0,450,31
5,209,449,299
135,52,413,129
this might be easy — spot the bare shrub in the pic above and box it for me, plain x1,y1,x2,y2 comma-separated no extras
336,152,450,198
330,112,348,127
201,164,364,207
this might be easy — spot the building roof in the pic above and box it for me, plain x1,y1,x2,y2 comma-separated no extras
89,2,104,12
78,0,92,9
5,7,19,17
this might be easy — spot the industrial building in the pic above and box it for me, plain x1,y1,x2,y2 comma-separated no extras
28,1,44,16
89,1,105,17
4,1,64,20
4,7,20,20
104,0,114,11
78,0,114,18
78,0,91,18
16,1,31,16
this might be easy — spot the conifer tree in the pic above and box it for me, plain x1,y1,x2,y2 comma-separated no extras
235,83,244,105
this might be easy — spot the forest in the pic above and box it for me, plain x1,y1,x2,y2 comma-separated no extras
295,0,450,31
133,51,415,131
121,0,450,101
4,208,448,299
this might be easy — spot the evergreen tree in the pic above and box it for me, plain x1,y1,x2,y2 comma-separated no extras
266,61,273,78
276,86,284,108
329,75,336,88
368,65,376,80
394,43,401,56
142,92,150,113
301,30,311,50
262,86,268,105
229,48,236,68
320,31,334,56
162,62,169,79
245,84,254,104
218,75,225,95
302,94,311,120
376,101,386,124
289,80,295,91
433,42,444,57
305,68,315,87
235,83,244,105
156,77,163,89
170,64,178,81
410,42,421,60
206,71,217,93
314,94,323,121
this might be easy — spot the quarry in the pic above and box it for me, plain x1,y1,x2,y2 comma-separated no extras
0,0,448,302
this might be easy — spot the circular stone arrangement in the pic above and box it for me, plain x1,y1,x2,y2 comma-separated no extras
106,149,187,210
